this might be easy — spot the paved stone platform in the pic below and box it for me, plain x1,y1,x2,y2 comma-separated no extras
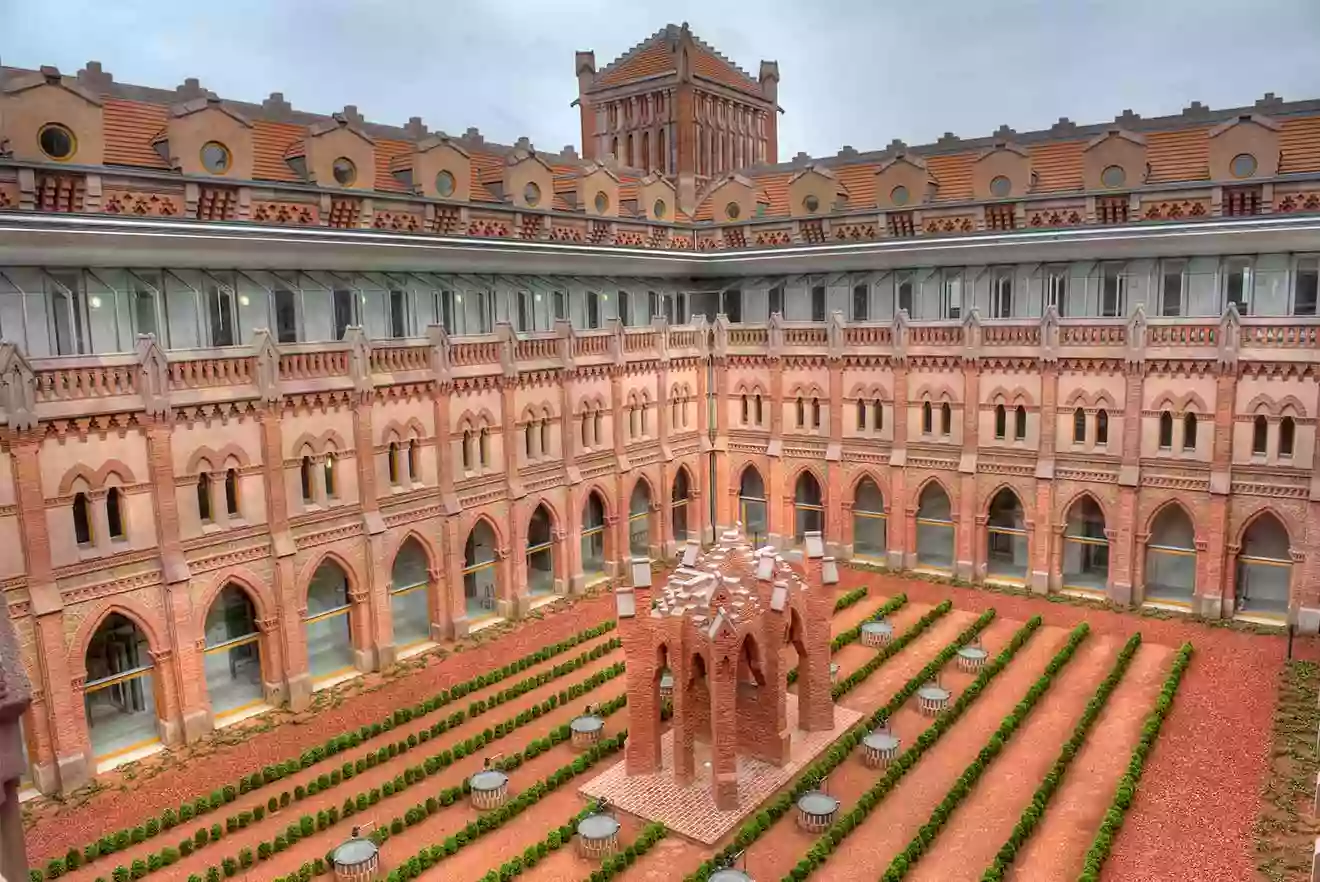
580,695,863,844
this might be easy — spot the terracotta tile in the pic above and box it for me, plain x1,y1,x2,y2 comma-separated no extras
468,151,502,202
691,46,762,97
373,138,411,194
926,153,974,201
598,44,675,87
1029,139,1085,193
103,99,169,169
1279,116,1320,174
252,119,304,182
1147,128,1210,182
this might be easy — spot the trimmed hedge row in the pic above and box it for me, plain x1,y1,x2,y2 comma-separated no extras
832,598,957,700
788,593,909,686
1075,641,1193,882
63,661,631,882
474,803,600,882
831,585,871,614
43,619,619,878
980,632,1142,881
685,600,986,882
878,622,1091,881
778,611,1034,881
581,823,667,882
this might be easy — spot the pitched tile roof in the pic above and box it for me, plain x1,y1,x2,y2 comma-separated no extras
1146,128,1210,182
252,119,303,182
690,45,761,96
469,152,503,202
1028,140,1085,193
756,171,792,217
599,43,675,86
103,98,169,168
926,153,974,202
1279,117,1320,174
374,138,411,193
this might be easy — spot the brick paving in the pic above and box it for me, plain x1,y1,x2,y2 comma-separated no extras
580,694,862,844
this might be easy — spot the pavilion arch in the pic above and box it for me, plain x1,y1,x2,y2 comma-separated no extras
1142,499,1197,605
526,501,558,597
72,599,169,674
1236,507,1295,616
735,630,767,686
914,477,956,571
390,534,436,649
849,471,888,559
1061,491,1110,594
78,603,171,759
201,579,271,718
985,485,1029,582
580,486,612,581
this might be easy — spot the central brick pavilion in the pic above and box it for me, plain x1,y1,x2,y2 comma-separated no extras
614,527,836,811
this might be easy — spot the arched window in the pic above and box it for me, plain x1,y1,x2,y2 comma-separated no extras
84,613,157,758
1252,415,1268,455
940,402,952,436
462,430,474,470
922,401,933,435
203,584,263,717
1073,408,1087,444
857,400,867,431
793,472,824,544
527,505,554,596
873,398,884,431
391,538,431,648
593,409,603,446
1145,505,1195,605
986,488,1027,581
994,404,1007,439
540,419,550,458
672,469,692,543
1280,416,1296,457
641,401,649,436
581,492,607,579
915,483,954,571
305,560,353,680
1183,413,1198,451
1014,405,1027,440
796,397,805,428
106,487,125,540
738,466,768,540
1158,411,1173,449
1063,496,1109,594
629,480,652,558
463,520,499,619
741,394,750,425
1238,512,1292,615
812,398,822,429
300,456,314,503
478,427,489,467
73,491,93,545
225,468,240,517
754,394,764,425
197,473,213,522
323,453,337,498
408,439,420,481
682,398,689,428
1096,408,1109,444
852,477,886,558
672,397,680,428
524,422,535,459
581,410,592,448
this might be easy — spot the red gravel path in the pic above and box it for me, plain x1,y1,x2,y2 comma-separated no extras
906,634,1122,882
604,833,708,882
820,623,1069,879
1009,641,1175,882
512,814,642,882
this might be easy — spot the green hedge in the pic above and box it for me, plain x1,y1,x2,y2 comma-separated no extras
777,612,1039,881
878,623,1091,881
579,822,667,882
73,659,631,882
980,632,1142,881
1075,641,1193,882
833,599,961,701
685,601,992,882
788,593,908,686
830,585,871,614
44,619,619,878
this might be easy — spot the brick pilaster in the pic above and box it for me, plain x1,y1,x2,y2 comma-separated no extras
956,359,980,580
1107,367,1145,605
887,361,908,567
1031,365,1058,593
1202,368,1238,618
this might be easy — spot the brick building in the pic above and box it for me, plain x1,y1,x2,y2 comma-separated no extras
0,23,1319,796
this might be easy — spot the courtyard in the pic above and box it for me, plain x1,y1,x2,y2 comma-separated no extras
18,569,1304,882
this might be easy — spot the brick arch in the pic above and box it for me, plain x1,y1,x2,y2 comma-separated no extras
296,549,362,609
575,394,607,415
1142,497,1197,538
70,598,169,677
1233,503,1298,548
787,382,826,398
1151,391,1209,413
195,566,278,628
1063,388,1117,409
985,385,1035,407
384,528,440,578
381,417,426,444
186,443,252,475
57,459,139,496
735,628,767,685
671,464,696,498
734,461,766,497
579,481,615,521
1058,488,1111,529
847,468,889,506
455,408,498,432
526,496,563,533
462,514,507,555
733,380,768,396
787,463,827,501
912,474,956,512
913,384,957,404
628,473,656,508
846,382,891,402
980,481,1029,516
289,429,349,458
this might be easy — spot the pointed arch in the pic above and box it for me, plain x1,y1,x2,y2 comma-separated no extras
913,474,956,514
1235,504,1297,549
194,567,277,631
735,630,766,686
736,462,766,498
296,548,361,608
847,468,890,503
57,460,139,496
1143,497,1197,538
186,444,252,475
71,599,168,674
1059,488,1110,529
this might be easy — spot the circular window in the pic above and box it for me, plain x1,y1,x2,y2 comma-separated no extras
725,201,741,220
1100,165,1126,188
803,194,820,213
653,198,667,219
594,191,609,213
435,170,456,197
524,181,542,207
890,185,910,206
989,175,1012,198
38,123,75,161
200,141,231,174
332,157,357,186
1231,153,1258,179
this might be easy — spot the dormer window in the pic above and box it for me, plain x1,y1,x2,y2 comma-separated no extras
725,201,741,220
653,199,667,219
524,182,542,207
201,141,231,174
989,176,1011,198
803,194,819,213
594,191,609,213
890,185,910,206
1101,165,1126,188
436,170,456,197
1231,153,1257,178
332,157,356,186
39,123,76,161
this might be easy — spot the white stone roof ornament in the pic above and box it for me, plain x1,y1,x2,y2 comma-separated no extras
770,580,788,611
805,531,825,560
614,585,636,619
631,557,652,588
822,556,839,585
682,542,699,567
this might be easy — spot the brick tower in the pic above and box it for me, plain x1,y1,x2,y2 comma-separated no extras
616,527,834,811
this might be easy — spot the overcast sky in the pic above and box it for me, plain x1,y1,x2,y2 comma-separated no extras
4,0,1320,161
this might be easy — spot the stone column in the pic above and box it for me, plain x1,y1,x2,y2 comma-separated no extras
1202,368,1238,619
